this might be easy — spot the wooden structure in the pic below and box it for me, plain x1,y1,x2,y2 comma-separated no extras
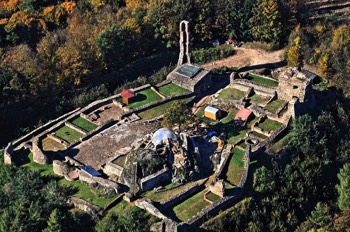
204,106,221,120
121,89,135,105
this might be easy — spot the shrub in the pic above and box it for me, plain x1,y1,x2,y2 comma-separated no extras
192,45,234,63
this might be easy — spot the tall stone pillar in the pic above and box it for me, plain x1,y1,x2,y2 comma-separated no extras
177,20,191,66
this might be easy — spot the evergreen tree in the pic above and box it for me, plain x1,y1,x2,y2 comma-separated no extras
43,209,63,232
337,163,350,210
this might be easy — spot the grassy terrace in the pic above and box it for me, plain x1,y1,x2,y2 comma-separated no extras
112,155,126,167
138,98,190,120
265,99,285,113
258,118,283,132
171,189,220,222
54,126,83,143
245,74,278,87
71,117,98,132
222,148,245,186
218,87,246,100
205,192,221,202
123,88,162,109
144,180,203,203
158,83,190,97
22,153,116,208
251,131,268,139
42,137,66,151
249,94,271,105
268,133,291,154
227,117,259,144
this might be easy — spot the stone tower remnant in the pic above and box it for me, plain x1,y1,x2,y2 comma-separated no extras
177,20,191,66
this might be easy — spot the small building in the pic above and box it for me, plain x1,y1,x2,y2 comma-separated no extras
121,89,136,105
235,108,253,124
204,106,221,120
80,166,102,177
167,63,212,93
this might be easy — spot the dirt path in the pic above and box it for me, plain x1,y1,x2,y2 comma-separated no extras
202,47,285,70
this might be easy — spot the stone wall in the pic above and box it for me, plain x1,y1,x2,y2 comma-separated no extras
140,167,171,191
65,121,88,135
103,162,124,177
12,108,81,149
53,160,72,176
159,184,201,210
135,199,170,220
4,142,13,165
231,79,277,96
47,133,69,147
215,145,232,179
68,197,102,217
79,171,120,192
32,137,49,164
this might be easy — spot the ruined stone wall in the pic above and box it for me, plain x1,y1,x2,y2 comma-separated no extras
79,171,119,192
4,142,13,165
239,149,250,188
140,167,171,191
68,197,102,217
103,162,124,177
231,79,277,96
159,184,201,210
32,137,49,164
65,122,88,135
135,199,170,220
12,108,81,149
215,145,232,179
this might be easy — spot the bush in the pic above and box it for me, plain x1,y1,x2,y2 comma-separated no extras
192,45,234,63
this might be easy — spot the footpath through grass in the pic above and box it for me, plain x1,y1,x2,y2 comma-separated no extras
158,83,190,97
71,117,98,132
54,126,84,143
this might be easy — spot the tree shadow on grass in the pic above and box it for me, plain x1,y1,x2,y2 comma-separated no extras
130,93,147,104
12,147,31,166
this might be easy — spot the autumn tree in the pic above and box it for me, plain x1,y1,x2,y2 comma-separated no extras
249,0,282,45
287,35,303,67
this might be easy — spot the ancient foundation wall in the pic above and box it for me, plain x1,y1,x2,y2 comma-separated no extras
79,171,119,191
135,199,170,220
65,122,88,135
32,137,49,164
68,197,102,217
103,162,124,177
3,142,13,165
140,168,171,191
231,79,276,96
159,184,201,210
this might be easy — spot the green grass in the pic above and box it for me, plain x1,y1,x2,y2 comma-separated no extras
71,117,98,132
224,148,245,186
245,74,278,87
265,99,285,113
42,137,66,151
258,118,283,132
206,192,221,202
54,126,84,143
173,190,212,221
23,153,55,176
227,117,258,144
268,133,291,154
249,94,271,105
144,181,196,203
109,200,130,215
251,131,268,139
158,83,190,96
138,98,189,120
60,179,116,208
237,140,247,149
218,88,246,100
220,108,239,124
123,88,162,109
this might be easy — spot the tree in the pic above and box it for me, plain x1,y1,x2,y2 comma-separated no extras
337,163,350,210
248,0,282,45
43,209,63,232
287,36,303,67
162,101,190,131
309,202,332,227
253,166,275,193
318,53,331,79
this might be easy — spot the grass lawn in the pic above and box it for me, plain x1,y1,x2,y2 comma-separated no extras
60,179,116,208
205,192,221,202
245,74,278,87
158,83,190,97
138,98,189,120
227,117,258,144
42,137,66,151
124,88,162,109
268,132,291,154
109,200,130,215
223,148,245,186
145,181,196,203
23,153,55,176
251,131,268,139
220,108,239,124
265,99,285,113
218,88,246,100
54,126,84,143
173,190,211,222
249,94,271,105
71,117,98,132
112,155,126,167
258,118,283,132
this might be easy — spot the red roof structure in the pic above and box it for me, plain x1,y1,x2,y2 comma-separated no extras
121,89,135,99
235,108,253,121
